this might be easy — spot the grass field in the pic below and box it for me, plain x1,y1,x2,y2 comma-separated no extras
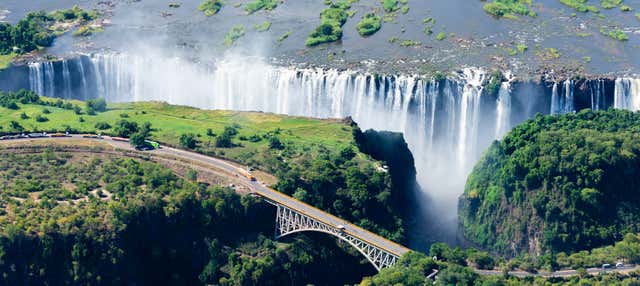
0,53,16,70
0,98,368,171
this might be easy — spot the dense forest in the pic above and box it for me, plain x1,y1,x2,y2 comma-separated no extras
0,150,382,285
460,109,640,256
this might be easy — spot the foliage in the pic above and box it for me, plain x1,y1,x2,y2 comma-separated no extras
0,7,98,57
277,31,292,43
356,13,382,36
306,1,351,46
198,0,224,16
483,0,536,18
245,0,278,14
382,0,399,12
486,71,505,96
460,109,640,256
0,99,408,244
253,21,272,32
86,98,107,113
560,0,600,13
600,26,629,41
0,152,375,285
224,25,245,47
50,5,98,22
0,89,40,110
601,0,623,9
180,133,199,149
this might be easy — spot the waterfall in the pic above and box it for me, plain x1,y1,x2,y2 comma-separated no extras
23,53,640,240
550,80,575,114
61,60,72,99
550,82,559,115
563,80,574,113
590,79,605,110
495,80,512,139
457,68,486,171
614,78,640,111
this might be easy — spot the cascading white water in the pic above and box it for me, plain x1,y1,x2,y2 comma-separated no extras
25,53,640,243
590,79,605,110
550,79,575,114
25,54,502,228
550,82,559,115
495,73,512,139
614,78,640,111
457,68,486,171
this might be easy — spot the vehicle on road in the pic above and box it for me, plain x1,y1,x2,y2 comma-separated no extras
145,140,160,149
616,262,624,268
337,225,346,232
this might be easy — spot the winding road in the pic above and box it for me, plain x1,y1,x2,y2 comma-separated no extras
1,134,411,259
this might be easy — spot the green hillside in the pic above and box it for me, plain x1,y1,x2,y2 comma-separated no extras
459,109,640,256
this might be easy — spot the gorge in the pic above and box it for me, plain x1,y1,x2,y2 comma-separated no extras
2,53,639,249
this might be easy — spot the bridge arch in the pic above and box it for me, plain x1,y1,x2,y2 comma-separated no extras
274,204,400,271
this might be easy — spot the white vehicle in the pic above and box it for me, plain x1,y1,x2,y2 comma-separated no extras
616,262,624,268
337,225,346,232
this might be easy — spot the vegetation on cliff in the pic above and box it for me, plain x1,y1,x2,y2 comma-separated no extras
0,150,378,284
0,91,408,242
460,109,640,256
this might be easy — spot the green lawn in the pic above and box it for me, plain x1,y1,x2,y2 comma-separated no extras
0,53,16,70
0,99,362,169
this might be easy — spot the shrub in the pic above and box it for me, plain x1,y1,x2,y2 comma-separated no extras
198,0,224,16
94,122,112,130
35,114,49,122
180,133,199,149
356,13,382,36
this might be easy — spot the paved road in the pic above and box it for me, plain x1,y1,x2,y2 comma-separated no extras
4,135,411,258
475,265,640,278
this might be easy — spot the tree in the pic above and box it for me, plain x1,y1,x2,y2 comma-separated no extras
215,133,233,148
129,132,147,148
268,136,284,150
9,121,23,132
180,133,198,149
86,98,107,113
94,122,111,130
114,120,138,137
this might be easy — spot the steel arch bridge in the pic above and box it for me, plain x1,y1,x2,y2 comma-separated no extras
272,203,405,271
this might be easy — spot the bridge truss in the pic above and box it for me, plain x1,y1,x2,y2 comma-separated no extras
273,204,400,271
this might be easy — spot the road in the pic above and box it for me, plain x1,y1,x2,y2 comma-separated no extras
475,264,640,278
2,135,411,258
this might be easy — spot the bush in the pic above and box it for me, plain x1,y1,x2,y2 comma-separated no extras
180,133,198,149
86,98,107,112
198,0,224,16
94,122,112,130
35,114,49,122
356,13,382,36
245,0,278,14
114,120,138,137
306,2,349,46
268,136,284,150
